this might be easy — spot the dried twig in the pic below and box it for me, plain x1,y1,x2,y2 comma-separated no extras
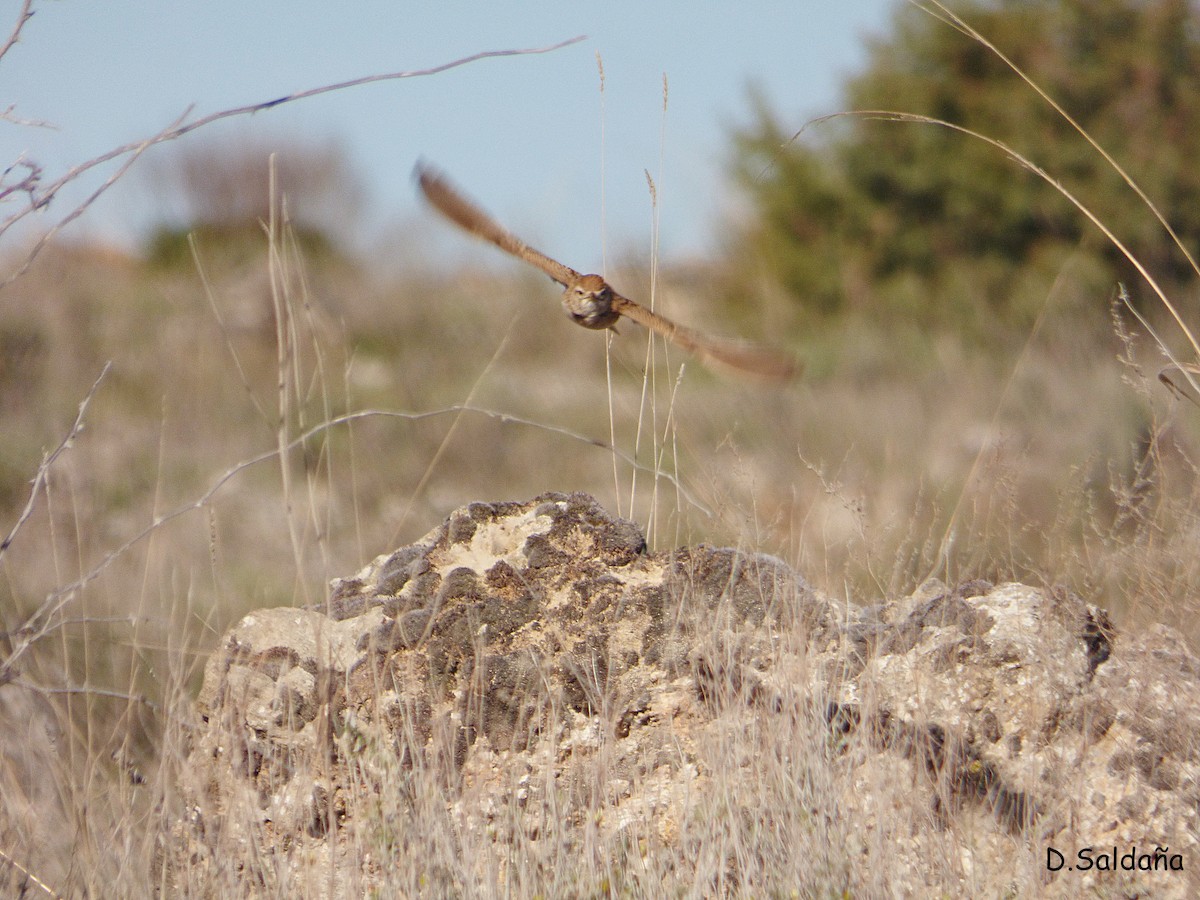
0,361,111,561
2,403,708,676
0,34,586,288
0,103,54,128
6,111,189,283
0,0,35,64
0,156,43,205
0,845,60,900
1158,363,1200,408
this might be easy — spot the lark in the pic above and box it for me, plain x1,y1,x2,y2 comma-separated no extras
415,163,799,381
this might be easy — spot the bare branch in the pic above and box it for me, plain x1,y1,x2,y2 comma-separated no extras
0,155,43,205
0,361,111,562
0,103,54,128
3,401,708,674
2,110,190,284
0,0,34,64
0,35,587,288
0,845,60,900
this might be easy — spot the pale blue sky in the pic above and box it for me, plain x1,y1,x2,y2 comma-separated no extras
5,1,899,269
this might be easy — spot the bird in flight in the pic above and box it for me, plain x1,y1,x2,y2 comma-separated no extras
415,163,800,381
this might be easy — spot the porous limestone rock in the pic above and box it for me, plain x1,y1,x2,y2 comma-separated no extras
161,492,1200,897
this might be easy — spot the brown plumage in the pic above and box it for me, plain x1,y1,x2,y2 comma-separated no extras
415,162,800,381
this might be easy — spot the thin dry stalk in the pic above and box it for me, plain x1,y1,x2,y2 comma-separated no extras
15,403,710,655
0,35,586,289
391,323,519,544
791,103,1197,576
596,52,623,517
0,362,110,564
914,0,1200,313
0,0,34,64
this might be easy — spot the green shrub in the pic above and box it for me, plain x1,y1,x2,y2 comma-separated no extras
728,0,1200,340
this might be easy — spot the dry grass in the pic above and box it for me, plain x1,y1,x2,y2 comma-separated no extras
4,2,1200,895
1,205,1197,895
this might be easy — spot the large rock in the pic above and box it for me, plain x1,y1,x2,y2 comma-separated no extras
161,492,1200,897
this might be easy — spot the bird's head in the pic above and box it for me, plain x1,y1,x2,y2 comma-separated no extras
563,274,620,330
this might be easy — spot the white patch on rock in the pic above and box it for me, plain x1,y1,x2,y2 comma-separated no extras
433,505,559,573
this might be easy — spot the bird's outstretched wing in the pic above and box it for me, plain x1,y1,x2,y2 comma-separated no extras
415,162,582,288
416,161,802,382
610,292,802,382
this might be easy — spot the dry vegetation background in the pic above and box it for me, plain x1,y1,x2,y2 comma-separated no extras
3,0,1200,894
